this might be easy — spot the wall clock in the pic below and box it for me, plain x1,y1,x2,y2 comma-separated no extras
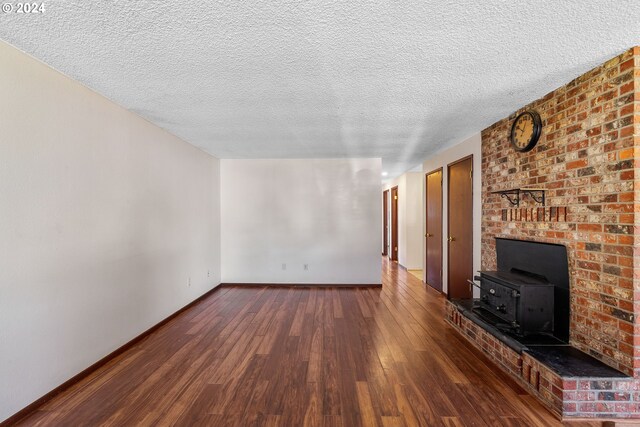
510,111,542,152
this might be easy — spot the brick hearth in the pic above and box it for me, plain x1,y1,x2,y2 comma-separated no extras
446,301,640,418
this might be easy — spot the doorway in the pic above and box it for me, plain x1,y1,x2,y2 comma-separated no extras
447,156,473,299
425,168,443,292
382,190,389,256
390,186,399,261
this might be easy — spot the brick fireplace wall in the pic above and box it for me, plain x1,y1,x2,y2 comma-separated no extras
481,47,639,376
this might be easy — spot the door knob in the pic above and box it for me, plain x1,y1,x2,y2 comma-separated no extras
426,233,433,237
448,236,455,242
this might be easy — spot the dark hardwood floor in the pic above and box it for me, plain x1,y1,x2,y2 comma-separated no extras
14,258,600,426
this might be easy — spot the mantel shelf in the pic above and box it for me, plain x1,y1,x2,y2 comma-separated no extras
491,188,545,207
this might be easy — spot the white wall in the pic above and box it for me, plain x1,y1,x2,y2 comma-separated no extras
383,172,423,270
0,41,221,422
221,159,381,284
422,133,482,294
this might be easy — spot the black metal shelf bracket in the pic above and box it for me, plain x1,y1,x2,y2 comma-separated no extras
522,188,545,205
492,189,520,206
491,188,545,207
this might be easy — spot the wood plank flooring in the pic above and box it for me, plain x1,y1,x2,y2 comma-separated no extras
13,258,601,426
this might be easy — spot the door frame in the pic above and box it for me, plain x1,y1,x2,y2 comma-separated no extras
425,167,443,291
382,190,389,256
446,155,473,299
390,186,399,261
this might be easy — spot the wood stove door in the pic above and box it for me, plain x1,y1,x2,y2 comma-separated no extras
447,156,473,299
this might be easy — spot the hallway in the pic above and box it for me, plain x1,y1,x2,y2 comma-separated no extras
15,259,598,426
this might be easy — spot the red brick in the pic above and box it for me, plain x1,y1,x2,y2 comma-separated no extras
566,159,588,169
577,224,602,232
564,380,578,390
620,81,634,94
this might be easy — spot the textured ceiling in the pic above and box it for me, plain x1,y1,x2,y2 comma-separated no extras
1,1,639,177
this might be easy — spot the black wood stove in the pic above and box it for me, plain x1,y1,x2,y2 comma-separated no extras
471,238,570,343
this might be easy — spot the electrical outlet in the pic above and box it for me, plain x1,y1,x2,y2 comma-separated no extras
207,270,210,277
304,264,309,271
282,263,287,270
188,277,191,287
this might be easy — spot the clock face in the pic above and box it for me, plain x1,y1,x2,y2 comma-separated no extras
510,111,542,152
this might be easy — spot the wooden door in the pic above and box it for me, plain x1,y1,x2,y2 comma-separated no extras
390,186,399,261
447,156,473,299
425,169,443,291
382,190,389,256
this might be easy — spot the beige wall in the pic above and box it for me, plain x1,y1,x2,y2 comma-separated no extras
0,41,221,421
221,159,382,284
